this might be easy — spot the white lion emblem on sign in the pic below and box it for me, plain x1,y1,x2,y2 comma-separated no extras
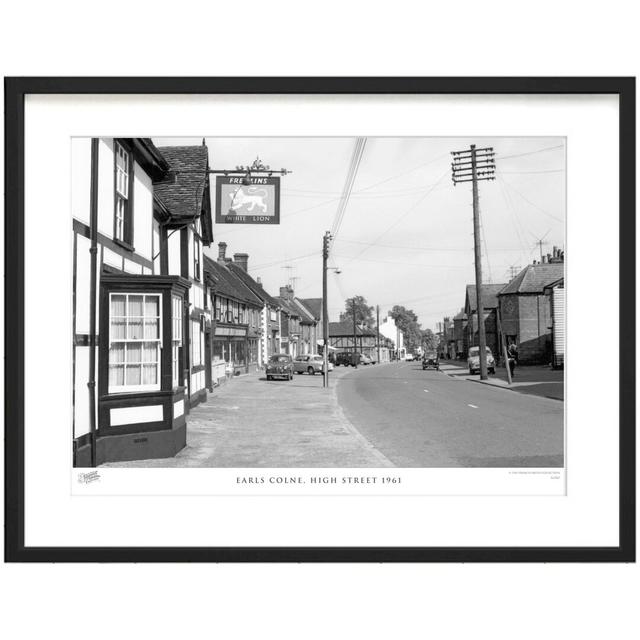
229,187,268,213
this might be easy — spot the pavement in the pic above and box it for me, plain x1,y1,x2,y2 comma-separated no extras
439,359,564,401
102,366,393,468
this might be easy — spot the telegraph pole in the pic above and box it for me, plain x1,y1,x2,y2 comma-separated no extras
376,305,381,364
322,231,331,388
352,297,358,367
452,144,496,380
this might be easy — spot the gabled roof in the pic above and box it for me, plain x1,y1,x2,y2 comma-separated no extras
292,299,316,324
226,262,280,308
465,284,506,312
499,263,565,295
298,298,322,321
329,321,377,337
203,255,262,306
276,297,301,317
153,145,213,244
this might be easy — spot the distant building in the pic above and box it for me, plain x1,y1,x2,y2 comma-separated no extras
378,314,405,360
225,249,282,364
452,309,467,359
464,283,506,358
276,285,302,357
204,250,263,383
498,250,565,364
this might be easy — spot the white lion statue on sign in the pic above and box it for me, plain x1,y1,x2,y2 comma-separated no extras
229,187,268,213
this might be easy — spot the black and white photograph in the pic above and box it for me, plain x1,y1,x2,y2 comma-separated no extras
71,135,566,472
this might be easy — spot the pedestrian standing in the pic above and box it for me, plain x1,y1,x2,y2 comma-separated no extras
507,342,517,378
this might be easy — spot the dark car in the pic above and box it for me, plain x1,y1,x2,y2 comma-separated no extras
335,352,359,367
265,354,293,381
422,351,440,370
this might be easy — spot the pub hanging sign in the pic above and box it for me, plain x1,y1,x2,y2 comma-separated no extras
215,175,281,224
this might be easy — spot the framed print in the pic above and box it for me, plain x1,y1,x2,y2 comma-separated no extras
4,77,635,562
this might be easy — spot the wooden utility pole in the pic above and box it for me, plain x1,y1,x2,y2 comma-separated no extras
376,305,381,364
322,231,330,388
452,144,496,380
352,297,358,367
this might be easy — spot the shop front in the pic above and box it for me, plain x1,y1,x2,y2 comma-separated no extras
212,325,249,376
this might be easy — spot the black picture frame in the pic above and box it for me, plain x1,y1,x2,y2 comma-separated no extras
4,77,635,563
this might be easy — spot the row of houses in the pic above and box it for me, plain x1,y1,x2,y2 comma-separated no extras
437,249,565,367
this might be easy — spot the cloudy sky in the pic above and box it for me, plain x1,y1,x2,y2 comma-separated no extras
154,137,565,330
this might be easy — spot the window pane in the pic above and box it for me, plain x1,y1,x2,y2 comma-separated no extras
145,296,159,317
142,343,157,363
111,317,126,340
129,295,143,316
127,343,142,363
110,343,125,363
142,364,157,385
128,317,143,339
125,364,141,386
109,364,125,386
111,295,126,316
144,317,159,339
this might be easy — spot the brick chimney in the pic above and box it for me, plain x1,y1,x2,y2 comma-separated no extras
256,276,263,288
218,242,227,263
279,285,294,300
233,253,249,272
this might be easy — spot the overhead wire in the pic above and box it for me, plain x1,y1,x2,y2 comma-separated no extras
341,168,451,267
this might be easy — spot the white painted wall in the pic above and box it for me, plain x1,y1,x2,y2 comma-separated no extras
152,220,160,273
133,162,153,260
168,230,181,275
187,227,194,279
75,234,92,334
193,282,204,310
71,137,92,225
110,405,163,427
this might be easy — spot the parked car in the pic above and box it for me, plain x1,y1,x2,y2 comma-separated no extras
335,352,359,367
293,354,330,375
266,354,294,381
405,353,414,361
467,346,496,375
422,351,439,370
359,353,372,365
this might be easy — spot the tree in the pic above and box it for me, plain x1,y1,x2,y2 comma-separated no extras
421,328,436,350
390,305,423,352
340,295,375,329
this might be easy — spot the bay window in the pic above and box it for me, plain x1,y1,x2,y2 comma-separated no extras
109,293,161,392
172,295,183,387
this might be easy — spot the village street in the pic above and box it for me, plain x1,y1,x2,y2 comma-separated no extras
103,361,563,468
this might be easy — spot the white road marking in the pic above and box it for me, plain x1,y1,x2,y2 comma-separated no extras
468,404,479,409
424,390,429,393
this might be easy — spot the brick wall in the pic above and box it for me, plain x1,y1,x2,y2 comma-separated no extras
517,294,553,364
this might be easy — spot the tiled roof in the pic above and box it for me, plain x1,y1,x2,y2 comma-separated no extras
226,262,280,308
465,284,507,311
153,146,209,219
276,297,301,317
292,299,316,323
329,321,377,337
203,255,263,306
298,298,323,320
499,263,565,295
